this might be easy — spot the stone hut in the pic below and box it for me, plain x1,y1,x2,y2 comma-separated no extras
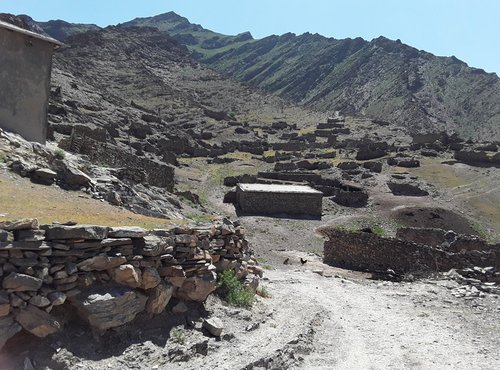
0,20,63,143
236,183,323,217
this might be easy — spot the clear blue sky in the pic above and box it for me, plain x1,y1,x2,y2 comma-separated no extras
2,0,499,74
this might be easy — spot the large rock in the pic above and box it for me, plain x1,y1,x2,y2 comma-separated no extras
176,272,217,302
2,273,43,291
136,235,174,257
0,218,38,231
44,224,109,240
141,267,161,290
108,226,147,238
203,317,223,337
70,284,147,332
146,281,174,314
78,255,126,271
0,315,22,349
0,292,10,317
56,161,93,189
31,168,57,185
14,305,60,337
387,182,429,196
112,264,142,288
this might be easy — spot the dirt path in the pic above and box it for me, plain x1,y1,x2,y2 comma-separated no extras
181,263,500,370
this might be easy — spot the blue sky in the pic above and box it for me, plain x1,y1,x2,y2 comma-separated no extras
2,0,499,74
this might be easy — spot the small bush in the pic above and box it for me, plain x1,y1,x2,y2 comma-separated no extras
256,286,271,298
371,224,385,237
217,270,254,307
228,111,236,120
54,148,65,160
0,151,5,163
170,328,186,345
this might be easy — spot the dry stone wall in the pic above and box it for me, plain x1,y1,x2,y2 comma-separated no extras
0,218,260,349
320,228,499,274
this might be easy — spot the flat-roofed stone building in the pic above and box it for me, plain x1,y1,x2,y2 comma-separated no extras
0,20,63,143
236,183,323,217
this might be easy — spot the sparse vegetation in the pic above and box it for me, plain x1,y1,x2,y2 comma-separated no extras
217,270,254,307
0,151,5,163
371,224,385,237
186,213,216,224
256,286,271,298
54,148,66,159
170,328,186,345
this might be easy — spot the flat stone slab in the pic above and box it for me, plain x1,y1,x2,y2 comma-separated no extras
108,226,148,238
0,218,39,231
43,225,109,240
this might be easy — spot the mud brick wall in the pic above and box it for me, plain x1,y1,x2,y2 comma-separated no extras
320,228,498,274
0,218,261,349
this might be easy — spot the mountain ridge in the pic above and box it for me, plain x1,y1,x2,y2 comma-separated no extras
12,11,500,140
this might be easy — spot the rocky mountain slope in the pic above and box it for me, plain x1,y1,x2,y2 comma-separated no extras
39,12,500,140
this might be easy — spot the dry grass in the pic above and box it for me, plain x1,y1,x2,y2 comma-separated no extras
0,171,177,228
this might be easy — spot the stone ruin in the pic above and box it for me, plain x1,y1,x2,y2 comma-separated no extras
320,226,499,276
0,218,261,349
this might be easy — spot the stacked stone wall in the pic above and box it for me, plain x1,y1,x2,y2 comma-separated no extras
0,218,260,348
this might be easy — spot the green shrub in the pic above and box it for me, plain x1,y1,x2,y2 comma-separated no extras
217,270,254,307
170,328,186,344
54,148,65,160
0,151,5,163
228,111,236,119
371,224,385,237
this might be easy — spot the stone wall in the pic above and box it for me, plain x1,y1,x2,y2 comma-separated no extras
0,218,260,349
320,228,498,274
236,186,322,217
71,135,175,191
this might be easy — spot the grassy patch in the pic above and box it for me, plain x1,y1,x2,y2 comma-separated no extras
262,264,273,270
371,224,385,237
217,270,254,307
470,222,493,242
256,286,271,298
186,213,216,224
54,148,65,160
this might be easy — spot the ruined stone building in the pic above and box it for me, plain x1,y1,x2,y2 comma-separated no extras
0,20,62,143
236,183,323,217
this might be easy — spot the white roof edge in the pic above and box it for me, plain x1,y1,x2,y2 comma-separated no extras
0,20,64,47
237,183,323,194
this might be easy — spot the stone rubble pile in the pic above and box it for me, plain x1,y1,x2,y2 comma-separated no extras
447,266,500,297
0,218,261,349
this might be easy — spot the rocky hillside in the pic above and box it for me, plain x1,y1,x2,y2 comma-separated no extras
204,32,500,140
50,12,499,141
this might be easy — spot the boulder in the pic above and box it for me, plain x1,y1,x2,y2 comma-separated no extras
203,317,223,337
0,218,39,231
172,301,188,315
14,304,60,337
77,256,127,271
112,264,142,288
28,295,51,308
176,272,217,302
0,292,10,317
108,226,147,238
2,273,43,291
387,182,429,196
31,168,57,185
146,281,174,314
136,235,174,257
0,315,22,349
387,157,420,168
48,291,67,306
70,284,147,332
363,161,382,173
141,267,161,290
56,162,92,189
43,224,109,240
